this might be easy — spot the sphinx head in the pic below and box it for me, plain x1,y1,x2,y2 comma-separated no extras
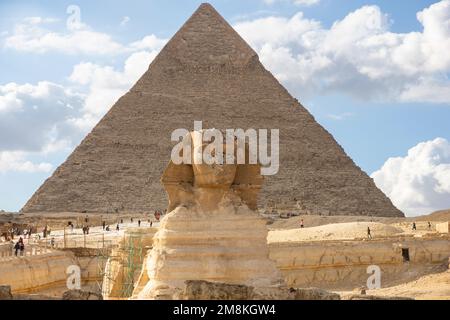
161,130,263,212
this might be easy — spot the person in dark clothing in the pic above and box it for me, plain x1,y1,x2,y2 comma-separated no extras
300,219,304,228
412,222,417,231
428,222,432,230
102,221,106,230
15,237,25,256
14,241,20,256
367,227,372,239
138,220,141,227
116,224,120,231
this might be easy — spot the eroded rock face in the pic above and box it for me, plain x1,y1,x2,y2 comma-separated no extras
181,281,254,300
342,294,414,300
132,132,284,299
0,285,13,300
178,281,340,300
62,290,103,300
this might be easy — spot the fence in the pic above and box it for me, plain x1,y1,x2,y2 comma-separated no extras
0,243,54,261
0,230,118,262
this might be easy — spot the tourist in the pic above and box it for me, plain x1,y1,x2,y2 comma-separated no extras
116,224,120,232
412,222,417,231
102,221,106,230
120,219,123,224
428,222,432,230
51,238,55,248
17,237,24,256
138,220,141,227
367,227,372,240
106,225,110,232
150,221,153,227
85,215,89,223
131,217,134,223
300,219,304,228
14,241,20,256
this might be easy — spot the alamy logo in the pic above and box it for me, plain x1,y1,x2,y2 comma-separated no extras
66,5,82,30
366,265,381,290
66,265,81,290
171,121,280,176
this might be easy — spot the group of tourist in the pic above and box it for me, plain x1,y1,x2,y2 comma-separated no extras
1,226,35,242
412,221,433,231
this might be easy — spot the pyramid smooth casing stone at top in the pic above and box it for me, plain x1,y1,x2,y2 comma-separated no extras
22,3,404,218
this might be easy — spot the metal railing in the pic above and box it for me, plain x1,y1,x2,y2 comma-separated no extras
0,243,54,261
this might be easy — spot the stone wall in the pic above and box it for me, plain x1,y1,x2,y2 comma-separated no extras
0,251,76,294
436,222,449,233
269,237,450,290
102,227,156,299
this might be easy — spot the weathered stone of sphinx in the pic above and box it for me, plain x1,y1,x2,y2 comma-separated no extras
132,131,284,299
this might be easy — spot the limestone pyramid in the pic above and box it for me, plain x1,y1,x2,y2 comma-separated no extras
22,3,403,217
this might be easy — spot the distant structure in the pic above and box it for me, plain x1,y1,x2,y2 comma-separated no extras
22,3,403,217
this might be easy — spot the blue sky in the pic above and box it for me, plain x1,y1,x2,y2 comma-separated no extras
0,0,449,216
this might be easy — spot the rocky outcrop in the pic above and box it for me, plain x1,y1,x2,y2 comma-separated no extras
21,3,403,218
62,289,102,300
343,294,414,300
179,280,340,300
0,285,12,300
181,281,254,300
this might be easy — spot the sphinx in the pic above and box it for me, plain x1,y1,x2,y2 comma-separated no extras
132,130,283,299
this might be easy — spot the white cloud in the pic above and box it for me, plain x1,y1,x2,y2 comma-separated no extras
235,0,450,104
0,40,164,162
264,0,320,6
326,112,354,121
0,81,84,152
129,34,167,51
0,151,52,173
372,138,450,216
68,50,159,130
3,15,168,56
4,17,125,55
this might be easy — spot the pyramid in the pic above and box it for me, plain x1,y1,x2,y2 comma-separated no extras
22,3,403,217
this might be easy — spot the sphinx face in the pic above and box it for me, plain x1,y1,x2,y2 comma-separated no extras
190,130,238,188
192,145,237,188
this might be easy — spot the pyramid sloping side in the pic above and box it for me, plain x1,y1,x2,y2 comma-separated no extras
22,4,403,217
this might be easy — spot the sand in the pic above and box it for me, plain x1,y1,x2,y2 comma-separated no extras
268,222,404,243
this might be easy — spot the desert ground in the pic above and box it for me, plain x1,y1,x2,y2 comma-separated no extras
0,209,448,300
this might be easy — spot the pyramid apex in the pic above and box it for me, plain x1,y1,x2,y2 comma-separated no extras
155,2,257,68
198,3,215,9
